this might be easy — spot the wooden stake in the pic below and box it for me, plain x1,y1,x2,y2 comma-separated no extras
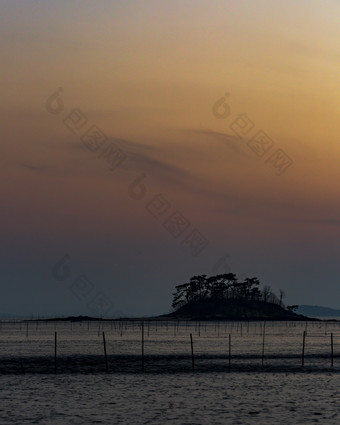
54,331,57,374
142,320,145,372
331,333,334,367
190,333,195,372
20,359,25,375
302,330,306,368
228,333,231,372
103,331,108,373
261,321,266,369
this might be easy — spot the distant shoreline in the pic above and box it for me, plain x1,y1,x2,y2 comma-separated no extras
2,314,333,322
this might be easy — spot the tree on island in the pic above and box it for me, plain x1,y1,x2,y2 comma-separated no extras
172,273,292,311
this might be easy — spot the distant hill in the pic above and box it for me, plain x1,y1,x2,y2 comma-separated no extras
43,315,103,322
297,305,340,318
165,299,312,321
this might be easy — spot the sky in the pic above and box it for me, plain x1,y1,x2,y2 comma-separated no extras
1,0,340,317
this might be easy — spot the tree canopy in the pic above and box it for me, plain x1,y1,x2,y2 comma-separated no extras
172,274,284,310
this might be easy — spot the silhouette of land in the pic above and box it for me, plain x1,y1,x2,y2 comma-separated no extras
21,274,319,322
164,298,308,320
297,305,340,318
162,274,314,321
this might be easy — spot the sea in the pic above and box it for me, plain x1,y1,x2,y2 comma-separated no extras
0,319,339,424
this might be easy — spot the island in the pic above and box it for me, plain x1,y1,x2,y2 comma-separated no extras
164,273,312,321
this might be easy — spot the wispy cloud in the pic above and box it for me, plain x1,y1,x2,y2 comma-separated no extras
115,138,190,178
17,136,191,185
19,162,48,173
189,129,252,158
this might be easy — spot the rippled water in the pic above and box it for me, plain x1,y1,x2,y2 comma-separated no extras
0,320,339,424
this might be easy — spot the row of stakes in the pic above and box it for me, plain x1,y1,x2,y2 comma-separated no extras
45,322,335,374
19,319,338,338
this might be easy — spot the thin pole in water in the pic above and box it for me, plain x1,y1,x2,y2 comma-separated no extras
331,332,334,367
103,331,108,373
302,330,306,368
20,359,25,375
190,333,195,372
142,320,145,372
261,321,266,369
54,331,57,374
228,333,231,372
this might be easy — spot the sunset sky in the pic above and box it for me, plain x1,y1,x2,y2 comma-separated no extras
1,0,340,317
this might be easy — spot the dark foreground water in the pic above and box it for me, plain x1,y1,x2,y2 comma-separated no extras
0,320,339,424
1,373,339,424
